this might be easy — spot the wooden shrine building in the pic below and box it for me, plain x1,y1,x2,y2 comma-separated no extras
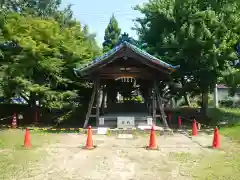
74,41,179,129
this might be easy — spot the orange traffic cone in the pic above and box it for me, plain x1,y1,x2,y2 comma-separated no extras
146,125,158,150
11,113,17,128
178,116,182,128
84,126,95,150
192,119,198,136
24,128,31,148
212,127,220,149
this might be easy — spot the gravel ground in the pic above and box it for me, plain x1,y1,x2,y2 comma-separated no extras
11,132,211,180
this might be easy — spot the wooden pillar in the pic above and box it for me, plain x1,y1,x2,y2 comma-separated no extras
100,85,107,115
153,80,169,129
96,83,101,126
170,97,175,108
147,87,152,115
83,79,99,128
152,87,156,123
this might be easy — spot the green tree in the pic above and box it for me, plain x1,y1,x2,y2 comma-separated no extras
118,32,139,47
102,15,121,52
0,0,75,27
0,12,100,108
83,25,101,56
220,66,240,96
0,0,61,15
134,0,240,115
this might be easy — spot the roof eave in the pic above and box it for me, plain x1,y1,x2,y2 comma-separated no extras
74,43,125,75
125,42,179,71
73,41,180,77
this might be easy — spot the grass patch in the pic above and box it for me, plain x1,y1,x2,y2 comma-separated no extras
220,125,240,142
193,151,240,180
207,107,240,141
0,129,60,180
0,129,59,148
170,147,240,179
207,108,240,125
169,152,196,163
170,123,240,179
169,109,240,180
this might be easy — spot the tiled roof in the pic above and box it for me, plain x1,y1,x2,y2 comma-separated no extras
126,42,178,69
74,41,179,75
76,42,124,72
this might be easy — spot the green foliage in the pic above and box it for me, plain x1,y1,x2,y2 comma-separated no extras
118,32,139,47
208,107,240,141
102,15,121,52
221,125,240,142
219,98,240,108
120,95,144,103
207,107,240,125
0,0,72,25
82,25,102,56
134,0,240,113
0,1,101,109
220,69,240,95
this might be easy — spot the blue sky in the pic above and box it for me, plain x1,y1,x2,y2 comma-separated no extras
61,0,148,46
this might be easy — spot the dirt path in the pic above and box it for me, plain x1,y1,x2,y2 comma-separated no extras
12,133,207,180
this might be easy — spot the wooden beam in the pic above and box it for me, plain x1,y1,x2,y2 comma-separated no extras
98,66,167,77
97,73,159,80
83,79,98,128
147,87,152,115
100,86,107,115
153,80,169,129
96,81,101,126
125,48,172,74
80,75,165,80
99,67,146,73
152,86,156,123
80,49,125,76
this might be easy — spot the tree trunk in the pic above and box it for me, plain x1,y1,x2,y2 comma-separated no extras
170,97,176,108
201,91,208,117
29,92,38,123
180,78,191,106
184,93,191,106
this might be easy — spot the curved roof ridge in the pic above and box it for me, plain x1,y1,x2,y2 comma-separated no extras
74,41,180,76
124,41,179,69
